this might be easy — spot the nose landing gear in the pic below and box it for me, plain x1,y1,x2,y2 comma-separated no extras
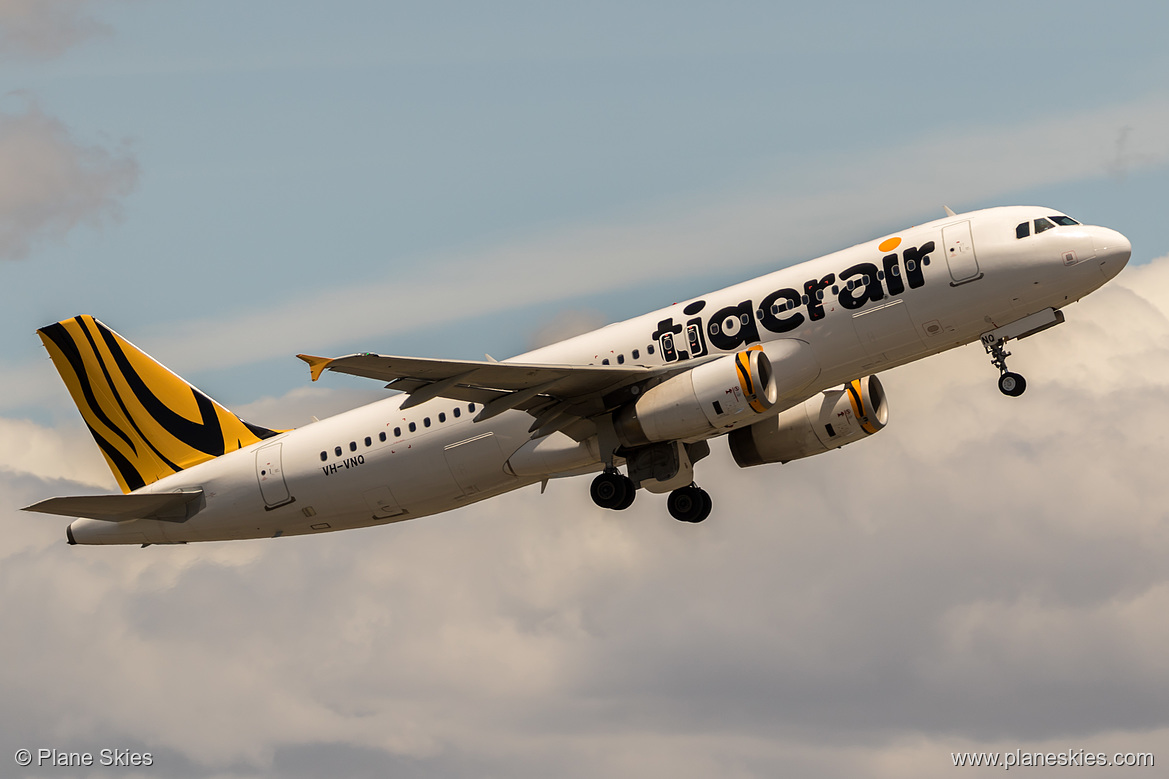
979,308,1067,397
983,334,1027,397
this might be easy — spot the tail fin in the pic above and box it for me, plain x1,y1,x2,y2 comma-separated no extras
38,315,280,493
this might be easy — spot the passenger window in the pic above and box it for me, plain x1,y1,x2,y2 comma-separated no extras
453,407,461,418
320,451,327,462
801,294,810,305
617,354,624,364
1034,217,1054,234
424,417,431,428
816,289,824,301
379,432,386,442
647,344,655,355
632,349,639,359
394,427,401,437
439,412,446,423
349,441,357,452
1016,222,1030,239
364,436,371,447
408,422,416,433
469,403,476,412
602,358,610,365
334,446,342,457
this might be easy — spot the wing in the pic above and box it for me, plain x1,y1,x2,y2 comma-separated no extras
297,352,684,439
23,489,204,523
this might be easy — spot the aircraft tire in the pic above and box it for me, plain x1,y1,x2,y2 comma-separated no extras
614,476,637,510
591,471,630,509
668,485,712,523
695,488,712,522
998,372,1027,397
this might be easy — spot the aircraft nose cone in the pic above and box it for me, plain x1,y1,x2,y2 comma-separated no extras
1095,228,1131,280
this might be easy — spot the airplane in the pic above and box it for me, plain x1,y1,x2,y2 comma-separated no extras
23,206,1131,545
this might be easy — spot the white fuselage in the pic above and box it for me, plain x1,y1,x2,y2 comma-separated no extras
69,206,1131,544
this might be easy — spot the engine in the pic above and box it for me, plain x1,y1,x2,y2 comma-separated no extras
728,375,888,467
615,348,778,447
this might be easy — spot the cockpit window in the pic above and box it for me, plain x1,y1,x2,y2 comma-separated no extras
1018,215,1078,239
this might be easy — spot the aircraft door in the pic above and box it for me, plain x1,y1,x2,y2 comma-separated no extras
256,442,294,509
943,221,981,283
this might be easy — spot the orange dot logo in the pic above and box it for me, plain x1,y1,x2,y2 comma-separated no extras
878,237,902,253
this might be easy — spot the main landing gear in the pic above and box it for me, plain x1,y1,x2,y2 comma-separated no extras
589,470,713,523
983,335,1027,397
667,484,712,523
590,468,636,510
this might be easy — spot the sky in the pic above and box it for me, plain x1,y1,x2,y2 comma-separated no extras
3,1,1169,777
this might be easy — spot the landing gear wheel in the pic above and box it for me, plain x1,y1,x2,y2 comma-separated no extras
591,470,634,510
984,335,1027,397
614,480,637,511
668,485,712,523
998,372,1027,397
695,488,712,522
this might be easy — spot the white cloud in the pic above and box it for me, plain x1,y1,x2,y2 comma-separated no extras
0,0,109,60
0,416,114,489
3,255,1169,776
0,97,137,261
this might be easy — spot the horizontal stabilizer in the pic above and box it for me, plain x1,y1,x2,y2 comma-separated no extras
23,489,204,523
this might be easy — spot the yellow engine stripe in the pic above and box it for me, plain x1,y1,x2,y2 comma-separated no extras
846,379,879,435
735,349,768,413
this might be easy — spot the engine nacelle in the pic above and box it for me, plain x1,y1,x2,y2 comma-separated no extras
615,348,778,447
728,375,888,467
